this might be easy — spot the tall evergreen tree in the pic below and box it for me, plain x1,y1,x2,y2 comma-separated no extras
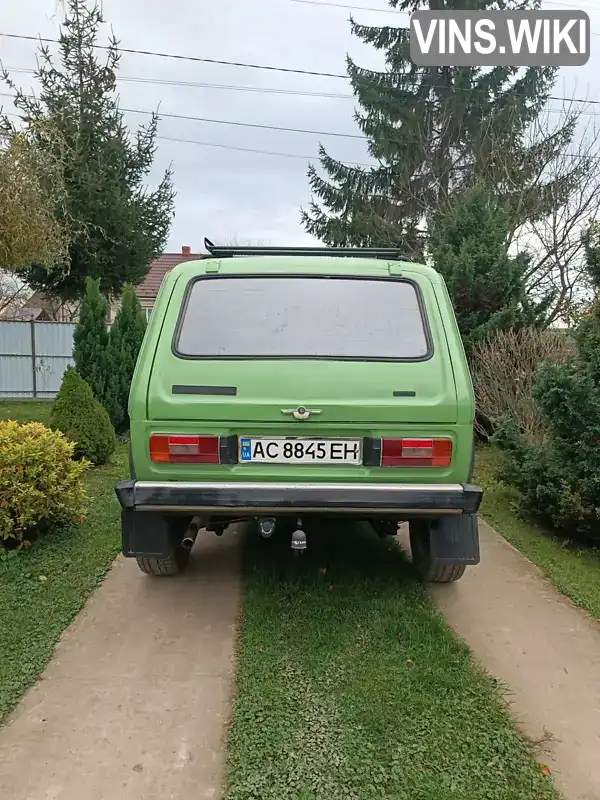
104,284,147,432
302,0,582,257
73,277,108,402
428,184,547,356
2,0,175,302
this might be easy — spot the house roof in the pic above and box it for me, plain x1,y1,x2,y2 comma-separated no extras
136,248,207,302
4,247,207,319
3,305,45,321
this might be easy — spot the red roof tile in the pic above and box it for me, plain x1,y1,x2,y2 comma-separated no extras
136,252,207,302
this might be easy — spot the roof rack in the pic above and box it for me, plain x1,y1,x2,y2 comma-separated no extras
203,238,414,261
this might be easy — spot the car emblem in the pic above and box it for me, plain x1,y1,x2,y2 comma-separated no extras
281,406,322,421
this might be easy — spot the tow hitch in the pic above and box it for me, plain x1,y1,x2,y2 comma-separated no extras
291,518,307,554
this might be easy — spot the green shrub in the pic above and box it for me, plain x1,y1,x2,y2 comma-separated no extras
104,283,147,433
0,419,89,544
494,224,600,538
50,367,116,465
73,277,109,403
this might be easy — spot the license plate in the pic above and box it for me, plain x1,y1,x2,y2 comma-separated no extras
239,437,362,465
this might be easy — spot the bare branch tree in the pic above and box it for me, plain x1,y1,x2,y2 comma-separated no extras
0,271,31,317
511,106,600,324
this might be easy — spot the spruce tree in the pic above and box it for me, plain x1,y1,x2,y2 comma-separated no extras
104,284,147,433
429,185,549,355
2,0,175,302
302,0,581,257
73,277,108,402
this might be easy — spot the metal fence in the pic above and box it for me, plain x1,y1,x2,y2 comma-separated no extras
0,321,76,399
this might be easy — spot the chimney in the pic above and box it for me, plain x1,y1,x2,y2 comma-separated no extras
181,245,191,256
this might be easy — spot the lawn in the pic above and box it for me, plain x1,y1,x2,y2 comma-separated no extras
0,399,53,424
0,442,127,722
225,522,558,800
476,446,600,620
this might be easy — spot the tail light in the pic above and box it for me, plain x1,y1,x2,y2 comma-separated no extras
150,434,220,464
381,438,452,467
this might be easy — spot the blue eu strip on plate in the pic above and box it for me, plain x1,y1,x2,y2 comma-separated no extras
240,438,252,461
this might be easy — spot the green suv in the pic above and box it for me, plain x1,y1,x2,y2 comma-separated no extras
115,241,482,582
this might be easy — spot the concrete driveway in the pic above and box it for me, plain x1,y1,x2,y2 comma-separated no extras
430,520,600,800
4,518,600,800
0,531,242,800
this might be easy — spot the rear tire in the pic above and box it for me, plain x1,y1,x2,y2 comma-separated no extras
409,520,466,583
135,519,192,577
136,551,188,576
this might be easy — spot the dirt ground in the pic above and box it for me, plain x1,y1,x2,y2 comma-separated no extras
0,530,242,800
427,520,600,800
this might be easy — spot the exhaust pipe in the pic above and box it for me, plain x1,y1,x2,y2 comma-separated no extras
258,517,276,538
181,519,200,551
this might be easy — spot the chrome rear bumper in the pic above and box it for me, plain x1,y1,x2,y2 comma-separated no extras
115,480,483,516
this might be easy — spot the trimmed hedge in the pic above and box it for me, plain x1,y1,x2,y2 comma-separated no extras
50,367,116,465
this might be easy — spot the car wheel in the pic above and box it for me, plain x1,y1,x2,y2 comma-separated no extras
408,520,466,583
136,522,191,577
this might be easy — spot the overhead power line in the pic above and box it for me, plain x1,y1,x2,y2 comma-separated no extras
0,90,364,138
6,65,600,116
0,109,372,165
125,106,365,138
0,32,349,79
156,134,373,165
3,66,355,99
2,108,592,166
289,0,405,13
289,0,600,13
2,31,600,107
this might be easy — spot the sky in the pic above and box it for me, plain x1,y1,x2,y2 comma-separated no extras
1,0,600,254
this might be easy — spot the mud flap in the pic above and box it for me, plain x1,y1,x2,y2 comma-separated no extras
121,509,172,558
429,513,480,565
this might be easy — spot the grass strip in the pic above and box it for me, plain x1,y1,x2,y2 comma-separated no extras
0,400,53,425
0,443,127,722
476,446,600,620
225,521,558,800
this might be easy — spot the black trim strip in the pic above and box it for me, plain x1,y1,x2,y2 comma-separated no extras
219,435,239,465
393,391,417,397
172,384,237,396
171,273,435,364
362,437,382,467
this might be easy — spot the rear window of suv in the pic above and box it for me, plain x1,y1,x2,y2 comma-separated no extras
174,275,431,360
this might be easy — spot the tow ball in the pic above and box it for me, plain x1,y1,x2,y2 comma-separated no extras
291,517,307,554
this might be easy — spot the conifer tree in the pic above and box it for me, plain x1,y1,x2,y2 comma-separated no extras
104,284,147,432
428,184,548,355
73,277,108,402
303,0,581,258
2,0,175,301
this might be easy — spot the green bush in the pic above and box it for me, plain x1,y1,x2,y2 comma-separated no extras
494,224,600,538
104,283,147,433
50,367,116,465
0,419,89,544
